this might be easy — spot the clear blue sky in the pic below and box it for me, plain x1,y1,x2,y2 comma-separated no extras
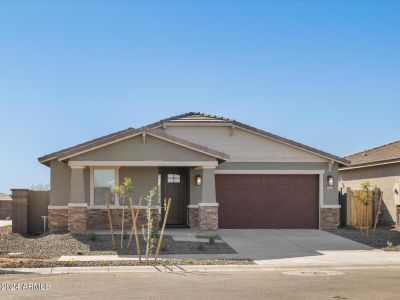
1,0,399,194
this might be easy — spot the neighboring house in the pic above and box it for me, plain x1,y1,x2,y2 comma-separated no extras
339,141,400,224
0,192,12,220
38,112,349,233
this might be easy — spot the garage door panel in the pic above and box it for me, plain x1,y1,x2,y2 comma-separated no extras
216,174,319,229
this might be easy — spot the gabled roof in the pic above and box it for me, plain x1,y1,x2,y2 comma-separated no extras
39,112,348,166
152,112,349,165
342,140,400,169
38,127,229,165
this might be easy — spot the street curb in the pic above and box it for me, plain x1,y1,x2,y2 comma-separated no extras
2,264,400,275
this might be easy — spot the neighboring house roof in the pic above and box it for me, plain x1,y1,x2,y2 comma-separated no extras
0,193,11,201
342,140,400,170
39,128,229,165
39,112,349,166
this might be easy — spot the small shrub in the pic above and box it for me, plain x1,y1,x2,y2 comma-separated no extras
76,251,84,256
197,244,205,251
209,236,216,245
387,240,394,248
99,260,108,267
184,259,194,265
67,259,77,267
88,233,97,241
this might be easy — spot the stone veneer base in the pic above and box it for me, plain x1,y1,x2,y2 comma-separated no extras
49,207,160,232
199,205,218,231
320,207,340,228
68,206,88,233
49,209,68,231
188,207,199,228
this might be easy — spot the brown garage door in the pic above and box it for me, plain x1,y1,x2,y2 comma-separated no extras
216,174,319,229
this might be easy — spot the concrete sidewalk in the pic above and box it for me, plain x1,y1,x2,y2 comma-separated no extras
57,249,400,268
2,263,400,276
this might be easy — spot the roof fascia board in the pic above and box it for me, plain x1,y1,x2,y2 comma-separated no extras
69,160,219,167
156,122,232,128
58,131,143,161
339,159,400,171
58,130,227,162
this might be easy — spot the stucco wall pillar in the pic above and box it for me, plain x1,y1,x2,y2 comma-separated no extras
70,166,86,204
199,167,218,231
201,168,216,203
69,166,87,232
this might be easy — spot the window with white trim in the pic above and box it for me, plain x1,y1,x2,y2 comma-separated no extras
93,169,116,205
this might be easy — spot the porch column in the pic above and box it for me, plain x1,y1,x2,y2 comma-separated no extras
68,166,87,233
199,167,218,231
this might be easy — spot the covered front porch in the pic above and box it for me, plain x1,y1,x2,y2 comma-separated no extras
46,129,229,233
52,161,219,233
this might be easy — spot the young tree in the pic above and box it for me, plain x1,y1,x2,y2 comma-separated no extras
112,178,133,249
142,187,158,263
353,181,375,237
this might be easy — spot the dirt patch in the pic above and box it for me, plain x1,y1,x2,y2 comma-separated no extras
325,226,400,251
0,232,236,259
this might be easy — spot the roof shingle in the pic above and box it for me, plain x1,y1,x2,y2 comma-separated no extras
38,112,348,165
345,140,400,167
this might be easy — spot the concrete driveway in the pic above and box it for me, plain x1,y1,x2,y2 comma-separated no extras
216,229,396,267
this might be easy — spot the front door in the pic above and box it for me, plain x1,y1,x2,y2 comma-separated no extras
161,168,188,227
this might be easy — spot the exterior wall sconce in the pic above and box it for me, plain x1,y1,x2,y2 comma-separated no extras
195,175,202,186
327,175,334,188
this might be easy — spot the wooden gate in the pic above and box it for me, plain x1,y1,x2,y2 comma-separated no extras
351,193,375,229
12,189,50,234
28,191,50,234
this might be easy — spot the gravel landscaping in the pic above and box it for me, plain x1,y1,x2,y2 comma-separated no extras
0,225,11,236
0,232,236,259
0,258,253,269
325,226,400,251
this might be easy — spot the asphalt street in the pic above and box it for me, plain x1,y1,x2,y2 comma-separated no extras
1,268,400,299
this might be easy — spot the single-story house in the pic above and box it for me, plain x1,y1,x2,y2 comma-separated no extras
38,112,349,232
0,192,12,220
339,141,400,224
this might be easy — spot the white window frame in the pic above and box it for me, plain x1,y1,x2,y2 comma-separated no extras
90,166,120,207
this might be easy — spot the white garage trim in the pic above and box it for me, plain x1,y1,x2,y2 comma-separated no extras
214,170,325,175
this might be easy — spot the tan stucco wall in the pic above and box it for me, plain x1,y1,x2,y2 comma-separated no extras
50,160,71,206
163,126,328,162
189,168,202,205
70,135,216,162
339,163,400,222
50,161,90,206
119,167,159,206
